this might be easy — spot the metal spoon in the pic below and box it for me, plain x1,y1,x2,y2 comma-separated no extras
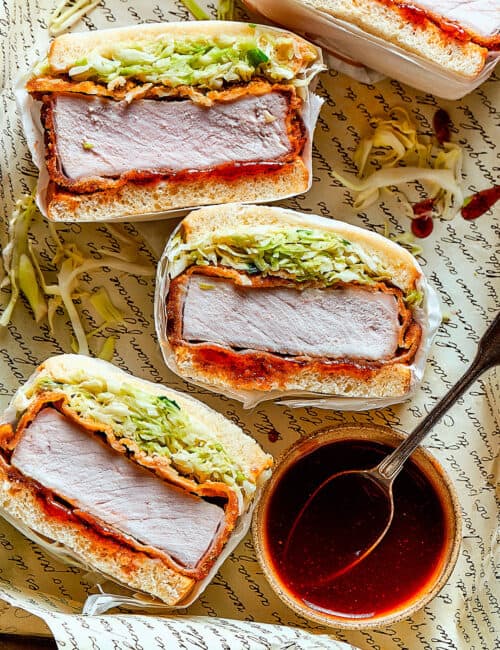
284,312,500,584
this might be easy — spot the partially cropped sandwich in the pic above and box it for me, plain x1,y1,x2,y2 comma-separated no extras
23,21,322,221
295,0,498,78
157,205,439,406
0,355,272,605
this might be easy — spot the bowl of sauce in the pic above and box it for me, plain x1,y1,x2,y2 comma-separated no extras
253,425,461,628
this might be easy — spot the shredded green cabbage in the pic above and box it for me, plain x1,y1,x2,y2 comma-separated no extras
33,375,251,503
405,290,424,307
217,0,235,20
180,0,210,20
170,226,394,289
98,336,116,362
53,31,306,90
0,192,153,356
0,192,43,327
49,0,100,37
332,107,463,222
383,224,423,257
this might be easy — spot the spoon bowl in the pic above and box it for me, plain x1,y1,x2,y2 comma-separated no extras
284,468,393,583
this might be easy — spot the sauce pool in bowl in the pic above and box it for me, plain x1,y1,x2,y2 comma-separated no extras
253,426,461,628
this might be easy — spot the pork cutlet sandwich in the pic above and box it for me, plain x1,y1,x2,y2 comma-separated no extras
22,21,323,222
0,355,272,605
297,0,499,77
245,0,499,80
156,204,440,408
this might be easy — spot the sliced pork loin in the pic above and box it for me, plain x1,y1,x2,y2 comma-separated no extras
11,408,225,569
181,275,402,361
50,91,295,183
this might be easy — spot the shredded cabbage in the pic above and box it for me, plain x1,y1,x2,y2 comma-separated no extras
170,225,395,291
98,336,116,362
405,290,423,307
180,0,210,20
89,287,123,328
48,0,99,36
180,0,234,21
217,0,235,20
0,192,153,356
52,30,309,90
332,107,464,222
32,374,251,504
0,192,42,326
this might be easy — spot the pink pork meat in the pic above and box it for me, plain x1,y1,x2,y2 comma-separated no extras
182,275,402,361
52,92,293,180
11,408,225,568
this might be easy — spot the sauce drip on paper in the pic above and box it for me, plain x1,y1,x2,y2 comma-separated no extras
433,108,451,145
264,440,447,618
462,186,500,220
412,198,435,238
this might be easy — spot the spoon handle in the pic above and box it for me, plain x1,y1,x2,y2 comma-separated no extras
377,312,500,481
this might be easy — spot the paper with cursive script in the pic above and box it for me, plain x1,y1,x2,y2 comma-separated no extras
0,1,498,649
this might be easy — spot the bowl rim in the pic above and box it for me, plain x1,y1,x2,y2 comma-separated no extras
252,424,462,630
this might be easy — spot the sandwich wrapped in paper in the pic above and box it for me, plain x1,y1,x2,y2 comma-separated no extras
155,204,441,409
0,355,272,607
19,21,324,222
243,0,500,99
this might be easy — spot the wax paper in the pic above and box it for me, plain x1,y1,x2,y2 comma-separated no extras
0,1,498,649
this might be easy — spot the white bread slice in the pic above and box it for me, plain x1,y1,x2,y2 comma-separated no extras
178,203,421,295
301,0,487,78
45,160,310,222
172,346,413,398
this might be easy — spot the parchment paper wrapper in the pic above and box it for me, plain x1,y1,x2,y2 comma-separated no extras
154,208,441,409
0,1,498,649
16,24,325,222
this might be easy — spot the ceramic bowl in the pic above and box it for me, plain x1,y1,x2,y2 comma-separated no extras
252,424,462,629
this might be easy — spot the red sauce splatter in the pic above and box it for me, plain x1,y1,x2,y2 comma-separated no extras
264,439,447,618
462,186,500,220
267,429,280,443
413,197,435,216
411,214,434,238
433,108,451,144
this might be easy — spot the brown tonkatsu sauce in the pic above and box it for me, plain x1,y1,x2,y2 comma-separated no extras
264,439,447,618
